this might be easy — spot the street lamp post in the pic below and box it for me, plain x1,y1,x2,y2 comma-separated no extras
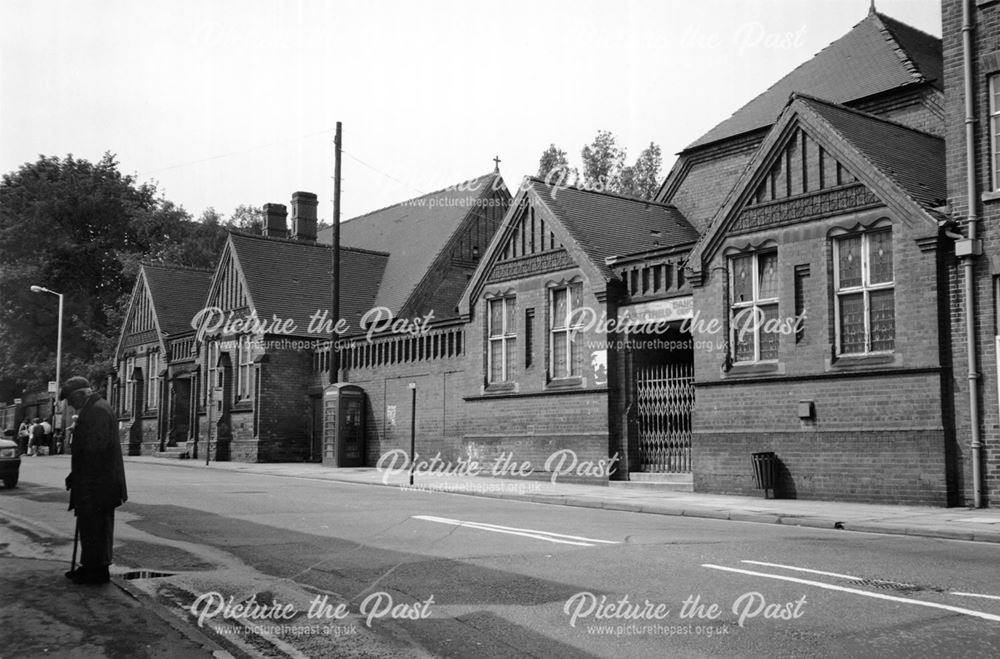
30,286,63,428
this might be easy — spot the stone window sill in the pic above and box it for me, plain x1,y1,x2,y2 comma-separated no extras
827,352,899,369
546,377,583,391
483,383,516,395
724,361,781,377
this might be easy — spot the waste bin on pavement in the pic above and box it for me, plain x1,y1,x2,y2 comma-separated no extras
751,451,777,499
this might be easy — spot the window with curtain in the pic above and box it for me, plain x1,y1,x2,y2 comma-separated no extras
730,251,779,362
834,229,894,355
549,283,584,379
487,297,516,383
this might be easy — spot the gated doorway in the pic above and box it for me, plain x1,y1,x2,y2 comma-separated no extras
628,326,694,473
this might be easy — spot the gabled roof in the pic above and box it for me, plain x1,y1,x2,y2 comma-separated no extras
227,232,387,337
801,95,944,207
688,93,944,274
318,172,505,314
115,264,214,360
525,179,699,278
686,11,941,150
461,178,698,312
142,264,214,335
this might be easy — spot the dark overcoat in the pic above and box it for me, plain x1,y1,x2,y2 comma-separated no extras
67,393,128,513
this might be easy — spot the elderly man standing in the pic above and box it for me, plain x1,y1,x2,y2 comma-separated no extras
60,376,127,585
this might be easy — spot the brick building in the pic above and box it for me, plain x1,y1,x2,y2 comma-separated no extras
644,8,959,504
315,176,696,481
114,264,213,455
942,0,1000,507
115,173,511,463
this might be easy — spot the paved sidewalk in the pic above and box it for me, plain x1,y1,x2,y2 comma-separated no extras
0,556,231,659
125,456,1000,545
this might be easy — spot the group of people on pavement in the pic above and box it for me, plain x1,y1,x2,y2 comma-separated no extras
17,416,54,456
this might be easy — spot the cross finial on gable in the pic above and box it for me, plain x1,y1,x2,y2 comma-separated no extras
493,155,501,174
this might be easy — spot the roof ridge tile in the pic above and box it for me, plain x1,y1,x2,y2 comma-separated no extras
342,171,499,225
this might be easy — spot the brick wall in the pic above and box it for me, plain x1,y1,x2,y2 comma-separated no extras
254,346,313,462
667,137,761,232
852,86,945,137
943,0,1000,506
694,429,948,504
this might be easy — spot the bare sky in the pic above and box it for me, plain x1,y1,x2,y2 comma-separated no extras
0,0,941,223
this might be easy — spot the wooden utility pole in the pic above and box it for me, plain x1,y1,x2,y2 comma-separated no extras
330,122,342,384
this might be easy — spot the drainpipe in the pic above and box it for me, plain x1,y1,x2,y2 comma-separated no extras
961,0,985,507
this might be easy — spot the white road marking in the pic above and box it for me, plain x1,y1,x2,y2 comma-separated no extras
951,592,1000,601
412,515,619,547
702,564,1000,623
742,561,1000,604
741,560,861,581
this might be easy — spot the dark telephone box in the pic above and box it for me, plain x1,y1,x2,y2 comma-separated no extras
322,383,365,467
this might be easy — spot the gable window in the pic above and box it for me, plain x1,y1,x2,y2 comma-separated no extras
146,352,159,410
549,283,584,379
237,335,254,401
834,229,894,354
730,251,779,362
487,297,516,383
992,75,1000,191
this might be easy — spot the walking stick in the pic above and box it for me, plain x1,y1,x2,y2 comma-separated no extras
71,517,79,573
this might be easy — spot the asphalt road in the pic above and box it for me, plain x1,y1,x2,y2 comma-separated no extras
3,456,1000,658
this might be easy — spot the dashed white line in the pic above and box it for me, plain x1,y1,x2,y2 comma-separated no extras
702,563,1000,623
412,515,620,547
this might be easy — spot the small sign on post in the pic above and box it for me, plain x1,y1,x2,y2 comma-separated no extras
13,398,21,405
47,381,57,394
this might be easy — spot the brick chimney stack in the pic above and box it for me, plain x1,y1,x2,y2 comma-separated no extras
291,191,318,243
262,203,288,239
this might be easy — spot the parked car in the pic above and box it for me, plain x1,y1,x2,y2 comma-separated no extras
0,436,20,488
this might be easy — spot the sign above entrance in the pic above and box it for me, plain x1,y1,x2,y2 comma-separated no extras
617,296,693,326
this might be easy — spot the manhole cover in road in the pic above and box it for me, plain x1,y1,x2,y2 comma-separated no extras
119,570,175,580
850,578,944,593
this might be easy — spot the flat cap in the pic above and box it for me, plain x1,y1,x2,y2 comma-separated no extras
59,376,92,400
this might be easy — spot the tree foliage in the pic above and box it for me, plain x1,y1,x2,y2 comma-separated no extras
0,153,227,400
619,142,663,200
537,144,576,182
581,130,626,191
227,204,264,234
536,132,663,199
